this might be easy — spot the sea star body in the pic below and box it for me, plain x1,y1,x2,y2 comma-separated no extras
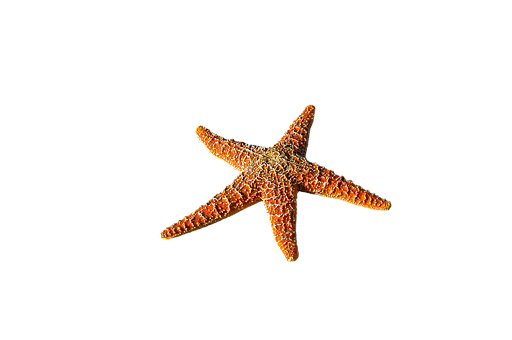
161,105,391,261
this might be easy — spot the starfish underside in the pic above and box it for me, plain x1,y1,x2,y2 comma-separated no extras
161,105,391,261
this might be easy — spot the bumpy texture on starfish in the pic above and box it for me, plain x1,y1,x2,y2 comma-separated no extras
161,105,391,261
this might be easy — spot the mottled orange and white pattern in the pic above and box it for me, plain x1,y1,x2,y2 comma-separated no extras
161,105,391,261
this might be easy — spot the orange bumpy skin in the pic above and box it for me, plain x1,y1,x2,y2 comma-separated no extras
162,105,391,261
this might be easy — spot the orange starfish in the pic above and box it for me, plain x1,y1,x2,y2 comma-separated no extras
161,105,391,261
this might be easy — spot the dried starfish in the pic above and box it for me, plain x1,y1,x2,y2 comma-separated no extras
161,105,391,261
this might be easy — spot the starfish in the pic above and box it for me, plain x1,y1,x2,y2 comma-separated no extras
161,105,391,261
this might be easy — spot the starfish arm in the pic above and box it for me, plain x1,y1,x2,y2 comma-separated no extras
196,126,266,171
300,163,391,210
161,170,261,239
275,105,315,157
260,168,299,262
